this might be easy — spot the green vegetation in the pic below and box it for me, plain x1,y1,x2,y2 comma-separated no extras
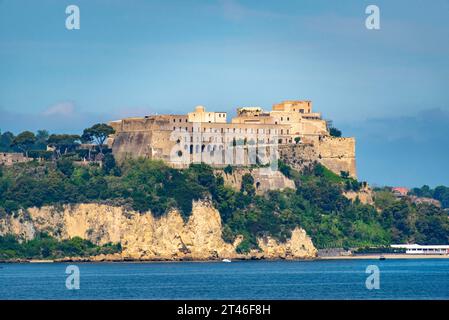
81,123,115,154
1,155,448,255
329,127,342,137
1,123,115,161
0,233,120,260
11,131,37,157
353,246,406,254
409,185,449,209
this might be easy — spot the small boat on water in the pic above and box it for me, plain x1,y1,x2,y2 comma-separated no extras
379,255,386,260
222,259,231,263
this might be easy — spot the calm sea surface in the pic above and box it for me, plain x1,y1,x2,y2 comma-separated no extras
1,259,448,299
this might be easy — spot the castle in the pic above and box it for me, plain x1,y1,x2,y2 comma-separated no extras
108,100,356,177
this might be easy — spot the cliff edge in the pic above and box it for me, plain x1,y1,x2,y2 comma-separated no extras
0,201,317,261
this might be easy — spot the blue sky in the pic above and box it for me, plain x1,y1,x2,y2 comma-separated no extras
1,0,449,187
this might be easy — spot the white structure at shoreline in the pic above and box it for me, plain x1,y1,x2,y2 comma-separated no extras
391,244,449,255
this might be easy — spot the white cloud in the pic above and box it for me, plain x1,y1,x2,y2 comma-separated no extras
0,102,109,134
42,102,75,116
0,102,160,134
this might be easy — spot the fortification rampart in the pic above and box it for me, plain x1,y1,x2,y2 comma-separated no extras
278,136,356,178
108,101,357,178
317,136,356,178
0,152,32,166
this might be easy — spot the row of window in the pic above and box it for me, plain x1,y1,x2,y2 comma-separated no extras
171,127,290,134
178,136,281,143
173,118,188,123
191,113,226,118
180,143,281,154
176,136,293,147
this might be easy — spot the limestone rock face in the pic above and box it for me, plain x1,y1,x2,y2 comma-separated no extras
257,228,317,259
0,201,317,260
343,187,374,205
119,201,237,260
218,168,296,194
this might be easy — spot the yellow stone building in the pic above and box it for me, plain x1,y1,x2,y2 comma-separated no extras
108,100,356,177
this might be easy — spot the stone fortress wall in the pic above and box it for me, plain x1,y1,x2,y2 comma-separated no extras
278,137,356,177
108,100,357,178
0,152,32,166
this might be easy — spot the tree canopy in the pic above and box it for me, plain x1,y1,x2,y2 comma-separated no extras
11,131,36,157
329,127,342,137
81,123,115,154
1,157,448,253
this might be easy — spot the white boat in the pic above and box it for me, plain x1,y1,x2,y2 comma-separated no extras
222,259,231,263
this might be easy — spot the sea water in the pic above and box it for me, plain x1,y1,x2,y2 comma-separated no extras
1,259,448,299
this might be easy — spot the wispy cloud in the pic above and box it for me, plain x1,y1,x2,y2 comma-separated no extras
0,102,158,134
0,106,102,134
217,0,285,21
42,102,76,117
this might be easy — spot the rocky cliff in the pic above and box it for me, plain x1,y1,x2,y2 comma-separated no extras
0,201,317,261
343,187,374,205
217,167,296,194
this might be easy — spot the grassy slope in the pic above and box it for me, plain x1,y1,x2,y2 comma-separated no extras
1,158,448,256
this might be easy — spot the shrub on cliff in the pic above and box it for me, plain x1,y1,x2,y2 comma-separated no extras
329,127,342,137
0,233,121,260
241,173,255,196
1,157,449,252
410,185,449,209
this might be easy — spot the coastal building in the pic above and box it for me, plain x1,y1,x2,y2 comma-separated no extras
392,187,410,197
391,244,449,255
108,100,357,177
